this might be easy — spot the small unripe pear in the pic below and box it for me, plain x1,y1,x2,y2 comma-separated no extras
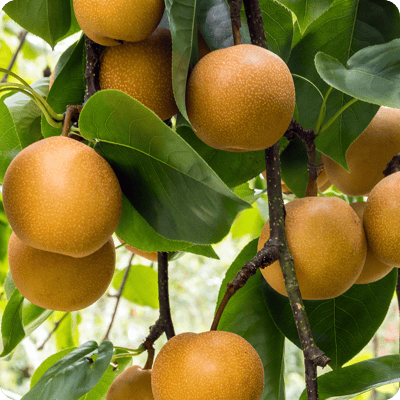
2,136,122,257
8,233,115,311
258,197,367,300
106,365,154,400
151,331,264,400
73,0,165,46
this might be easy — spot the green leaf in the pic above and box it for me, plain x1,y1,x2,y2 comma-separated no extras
30,347,77,388
0,98,20,184
216,239,286,400
0,288,52,357
231,206,265,239
41,34,86,138
4,0,72,48
275,0,335,33
288,0,400,177
262,267,397,369
79,90,250,245
0,288,24,357
315,39,400,109
299,355,400,400
112,265,158,309
175,115,265,188
22,341,113,400
4,77,48,148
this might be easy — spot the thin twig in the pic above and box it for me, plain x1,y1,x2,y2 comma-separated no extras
84,35,102,103
102,253,134,342
1,30,28,83
37,312,70,351
228,0,243,45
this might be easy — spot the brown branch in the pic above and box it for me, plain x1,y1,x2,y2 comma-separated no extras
102,253,134,342
37,312,70,350
61,105,83,139
84,35,102,103
157,251,175,339
228,0,243,45
1,30,28,83
304,356,319,400
242,0,268,49
211,241,280,331
287,119,320,197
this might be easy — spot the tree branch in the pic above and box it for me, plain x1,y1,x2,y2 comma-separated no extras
1,30,28,83
227,0,243,45
84,36,102,103
37,312,70,350
102,253,134,342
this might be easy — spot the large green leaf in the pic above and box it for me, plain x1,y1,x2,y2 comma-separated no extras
79,90,250,245
112,265,158,309
175,115,265,188
0,99,20,183
0,289,52,357
262,267,397,369
315,39,400,109
4,0,72,48
4,77,48,149
216,239,286,400
41,34,86,138
299,355,400,400
275,0,335,33
22,341,113,400
287,0,400,184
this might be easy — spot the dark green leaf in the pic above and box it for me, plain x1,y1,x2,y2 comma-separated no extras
22,341,113,400
263,267,397,369
0,98,20,184
275,0,335,33
289,0,400,178
176,115,265,188
112,265,158,309
299,355,400,400
41,34,86,138
315,39,400,108
79,90,249,245
216,239,286,400
183,244,219,259
4,77,48,148
4,0,72,48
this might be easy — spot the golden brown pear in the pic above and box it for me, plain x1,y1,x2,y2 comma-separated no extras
321,107,400,196
151,331,264,400
2,136,122,257
257,197,367,300
186,44,295,152
116,236,158,262
8,233,115,311
349,202,393,284
363,171,400,267
106,365,154,400
99,28,178,121
73,0,165,46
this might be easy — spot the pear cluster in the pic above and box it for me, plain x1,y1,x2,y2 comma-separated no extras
107,330,264,400
3,136,122,311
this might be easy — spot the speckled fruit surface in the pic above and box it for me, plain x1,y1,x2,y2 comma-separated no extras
151,331,264,400
258,197,367,300
2,136,122,257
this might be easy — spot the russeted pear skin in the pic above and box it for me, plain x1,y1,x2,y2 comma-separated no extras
364,171,400,267
106,365,154,400
257,197,367,300
2,136,122,258
116,235,158,262
8,233,115,311
99,28,178,121
151,331,264,400
73,0,165,46
186,44,295,152
321,107,400,196
349,202,393,284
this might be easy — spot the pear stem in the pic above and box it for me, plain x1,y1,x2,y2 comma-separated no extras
228,0,243,45
62,105,83,138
